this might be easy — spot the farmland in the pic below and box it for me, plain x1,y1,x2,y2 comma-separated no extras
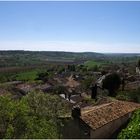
0,51,140,139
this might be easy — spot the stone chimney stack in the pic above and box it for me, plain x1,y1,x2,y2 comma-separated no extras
71,106,81,119
91,83,97,100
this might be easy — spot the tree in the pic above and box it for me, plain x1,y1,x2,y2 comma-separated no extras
0,95,30,138
36,71,49,82
22,92,66,139
91,83,98,100
53,85,67,95
67,65,75,71
102,73,121,97
82,76,95,90
57,66,65,74
138,59,140,67
0,92,69,139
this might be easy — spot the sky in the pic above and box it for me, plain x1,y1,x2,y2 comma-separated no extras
0,1,140,53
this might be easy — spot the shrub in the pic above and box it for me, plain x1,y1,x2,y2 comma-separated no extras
116,88,140,103
36,71,49,82
102,73,121,97
118,109,140,139
0,92,68,139
82,76,95,90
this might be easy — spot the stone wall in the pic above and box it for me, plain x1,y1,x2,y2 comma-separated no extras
90,113,132,139
61,118,90,139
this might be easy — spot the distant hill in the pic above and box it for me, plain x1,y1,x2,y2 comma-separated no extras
0,50,104,58
104,53,140,57
0,50,105,67
0,50,139,67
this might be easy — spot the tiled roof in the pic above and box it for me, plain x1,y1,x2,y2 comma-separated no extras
65,75,80,88
16,83,36,92
36,83,51,90
81,100,140,130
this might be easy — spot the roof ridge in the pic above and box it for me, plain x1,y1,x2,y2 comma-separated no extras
82,102,114,114
81,100,140,130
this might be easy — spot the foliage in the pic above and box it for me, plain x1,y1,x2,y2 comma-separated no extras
87,64,99,71
82,76,95,90
16,70,39,81
0,51,104,67
84,60,104,70
118,109,140,139
84,60,100,66
57,66,65,74
36,71,50,82
0,68,48,83
0,92,69,139
0,51,139,68
67,65,76,71
0,73,16,82
102,73,121,97
116,88,140,103
53,85,67,94
138,59,140,67
83,96,96,104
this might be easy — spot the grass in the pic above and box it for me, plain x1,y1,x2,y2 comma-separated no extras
116,89,140,103
16,70,39,81
84,60,103,68
83,96,96,104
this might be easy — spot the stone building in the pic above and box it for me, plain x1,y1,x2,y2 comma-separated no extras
62,100,140,139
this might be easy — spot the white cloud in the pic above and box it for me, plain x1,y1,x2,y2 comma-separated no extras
0,40,140,53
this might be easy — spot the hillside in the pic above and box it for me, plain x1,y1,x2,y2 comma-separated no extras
1,50,140,68
0,50,105,67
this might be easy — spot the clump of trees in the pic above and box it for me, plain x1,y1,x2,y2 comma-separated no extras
0,73,17,83
0,92,68,139
67,65,76,71
57,67,65,74
36,71,49,82
87,64,99,72
82,76,95,90
102,73,121,97
53,85,67,95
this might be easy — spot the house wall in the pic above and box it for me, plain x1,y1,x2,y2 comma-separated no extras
61,118,90,139
90,113,132,139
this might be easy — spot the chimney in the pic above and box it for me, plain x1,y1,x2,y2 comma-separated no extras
71,106,81,119
91,84,97,100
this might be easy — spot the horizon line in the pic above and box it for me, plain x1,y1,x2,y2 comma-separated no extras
0,49,140,54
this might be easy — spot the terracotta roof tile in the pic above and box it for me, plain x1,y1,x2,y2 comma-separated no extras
65,75,80,88
81,100,140,130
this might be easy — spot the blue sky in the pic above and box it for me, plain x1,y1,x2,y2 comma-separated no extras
0,1,140,53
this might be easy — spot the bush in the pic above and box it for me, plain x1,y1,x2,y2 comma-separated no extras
116,88,140,103
53,85,66,95
118,109,140,139
0,92,68,139
36,71,49,82
87,64,99,72
82,76,95,90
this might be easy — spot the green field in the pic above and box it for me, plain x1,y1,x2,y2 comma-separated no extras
84,60,104,68
16,70,39,81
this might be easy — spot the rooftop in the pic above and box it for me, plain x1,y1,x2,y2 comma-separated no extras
81,100,140,130
65,75,80,88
